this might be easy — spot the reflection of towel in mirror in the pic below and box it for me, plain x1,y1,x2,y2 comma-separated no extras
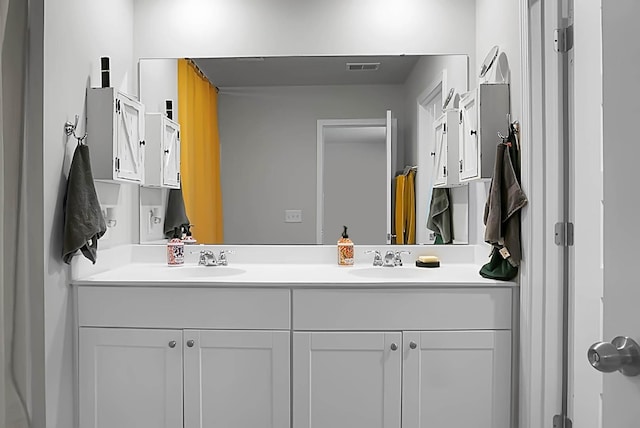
164,188,190,238
62,145,107,264
426,188,452,244
484,143,528,266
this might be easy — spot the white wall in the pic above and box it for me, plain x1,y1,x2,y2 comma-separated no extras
133,0,477,65
218,85,404,244
42,1,136,427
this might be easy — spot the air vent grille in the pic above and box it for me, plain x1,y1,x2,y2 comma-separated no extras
346,62,380,71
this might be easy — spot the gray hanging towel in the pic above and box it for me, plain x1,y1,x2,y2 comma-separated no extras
426,188,453,244
484,143,528,266
164,188,190,238
62,145,107,264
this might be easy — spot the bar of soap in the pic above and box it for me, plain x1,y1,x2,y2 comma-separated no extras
416,255,440,268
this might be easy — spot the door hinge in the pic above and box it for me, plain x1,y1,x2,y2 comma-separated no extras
553,414,573,428
554,222,574,246
554,25,574,53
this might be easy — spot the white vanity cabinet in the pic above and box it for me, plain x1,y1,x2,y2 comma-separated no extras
143,113,181,188
458,84,510,182
292,288,514,428
76,286,291,428
86,88,146,183
78,327,184,428
432,110,463,188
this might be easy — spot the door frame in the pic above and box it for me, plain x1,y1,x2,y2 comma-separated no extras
316,118,388,244
518,0,566,427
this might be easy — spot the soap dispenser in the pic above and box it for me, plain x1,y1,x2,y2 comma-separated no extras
337,225,354,266
167,227,185,266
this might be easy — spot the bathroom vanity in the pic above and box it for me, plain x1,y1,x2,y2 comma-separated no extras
72,248,517,428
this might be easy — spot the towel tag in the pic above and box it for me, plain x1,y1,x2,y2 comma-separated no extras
499,247,511,259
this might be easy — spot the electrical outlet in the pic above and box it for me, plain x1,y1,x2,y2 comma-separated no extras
284,209,302,223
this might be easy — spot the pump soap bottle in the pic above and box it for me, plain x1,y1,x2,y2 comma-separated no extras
337,225,354,266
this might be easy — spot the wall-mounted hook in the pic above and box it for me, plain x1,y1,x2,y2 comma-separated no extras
64,115,88,145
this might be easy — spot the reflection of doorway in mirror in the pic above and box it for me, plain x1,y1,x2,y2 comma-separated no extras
317,119,391,245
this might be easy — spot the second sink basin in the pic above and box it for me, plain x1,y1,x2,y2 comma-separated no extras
348,266,429,280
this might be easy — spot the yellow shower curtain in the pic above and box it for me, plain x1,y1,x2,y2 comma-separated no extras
394,169,416,244
178,59,224,243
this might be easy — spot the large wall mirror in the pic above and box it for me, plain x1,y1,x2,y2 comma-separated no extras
138,54,470,245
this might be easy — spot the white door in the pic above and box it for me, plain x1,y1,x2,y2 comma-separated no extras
596,1,640,425
458,90,479,181
78,327,183,428
183,330,290,428
116,93,145,182
293,331,402,428
162,117,180,188
402,331,511,428
385,110,397,243
569,0,605,426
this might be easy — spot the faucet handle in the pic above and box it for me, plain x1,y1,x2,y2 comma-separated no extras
365,250,383,266
217,249,235,266
394,250,411,266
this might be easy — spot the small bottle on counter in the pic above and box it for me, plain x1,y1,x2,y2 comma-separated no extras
167,227,184,266
337,225,354,266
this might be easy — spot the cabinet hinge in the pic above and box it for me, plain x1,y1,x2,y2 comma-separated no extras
554,25,574,53
443,166,447,177
177,172,180,182
554,222,574,246
177,130,180,140
443,123,447,134
553,414,573,428
115,157,120,172
459,160,463,173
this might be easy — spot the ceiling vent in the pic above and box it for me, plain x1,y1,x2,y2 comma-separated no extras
346,62,380,71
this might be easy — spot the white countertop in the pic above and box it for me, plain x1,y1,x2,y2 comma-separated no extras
72,262,517,288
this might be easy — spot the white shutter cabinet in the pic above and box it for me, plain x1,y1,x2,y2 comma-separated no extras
86,87,146,183
458,84,510,182
144,113,181,188
433,110,463,188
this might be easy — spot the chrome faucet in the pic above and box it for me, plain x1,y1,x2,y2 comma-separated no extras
198,250,217,266
381,250,411,267
195,249,234,266
364,250,383,266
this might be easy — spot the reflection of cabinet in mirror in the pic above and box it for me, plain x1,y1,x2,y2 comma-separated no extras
458,84,510,182
87,88,146,183
432,110,462,188
143,113,181,188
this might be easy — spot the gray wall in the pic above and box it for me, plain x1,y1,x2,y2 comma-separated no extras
218,85,404,244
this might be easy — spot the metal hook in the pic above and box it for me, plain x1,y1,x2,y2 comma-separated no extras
64,115,88,145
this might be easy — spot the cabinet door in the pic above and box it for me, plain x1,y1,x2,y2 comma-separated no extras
116,94,145,182
458,91,480,181
184,330,290,428
432,114,448,187
293,331,402,428
78,327,183,428
162,118,180,188
402,330,511,428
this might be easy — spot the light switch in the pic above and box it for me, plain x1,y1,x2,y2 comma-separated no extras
285,209,302,223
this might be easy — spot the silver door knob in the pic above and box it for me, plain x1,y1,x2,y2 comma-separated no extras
390,343,398,351
588,336,640,377
168,340,177,348
409,341,417,349
187,340,195,348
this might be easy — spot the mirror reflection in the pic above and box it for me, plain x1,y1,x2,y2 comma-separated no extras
138,55,470,245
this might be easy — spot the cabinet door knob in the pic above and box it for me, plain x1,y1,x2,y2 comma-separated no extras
390,343,398,351
187,339,195,348
409,341,417,349
168,340,177,348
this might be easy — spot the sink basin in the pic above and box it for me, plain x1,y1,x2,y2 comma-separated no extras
348,267,429,280
160,266,246,279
